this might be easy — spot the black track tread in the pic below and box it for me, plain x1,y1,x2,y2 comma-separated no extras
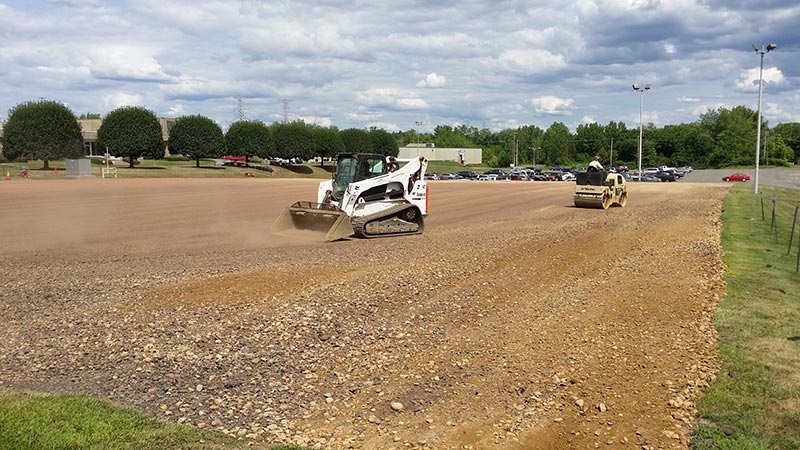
351,203,424,239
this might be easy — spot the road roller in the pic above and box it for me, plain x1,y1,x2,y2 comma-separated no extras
574,171,628,209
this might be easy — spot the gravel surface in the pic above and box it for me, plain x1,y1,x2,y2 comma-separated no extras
0,178,730,449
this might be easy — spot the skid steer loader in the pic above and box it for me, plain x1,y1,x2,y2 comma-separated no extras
271,153,428,241
573,171,628,209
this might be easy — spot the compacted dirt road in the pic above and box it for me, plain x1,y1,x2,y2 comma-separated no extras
0,178,728,449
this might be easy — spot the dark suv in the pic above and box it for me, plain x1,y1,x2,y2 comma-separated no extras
655,170,678,182
457,171,479,179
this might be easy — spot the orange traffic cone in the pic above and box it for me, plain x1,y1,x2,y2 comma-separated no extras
4,171,9,181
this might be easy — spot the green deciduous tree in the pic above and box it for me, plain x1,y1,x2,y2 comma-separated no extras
311,126,345,167
369,128,399,156
2,100,83,169
433,125,473,148
541,122,571,165
765,135,794,166
339,128,372,152
773,122,800,164
575,123,608,164
225,120,274,164
98,106,165,167
168,115,225,168
516,125,544,165
271,121,314,161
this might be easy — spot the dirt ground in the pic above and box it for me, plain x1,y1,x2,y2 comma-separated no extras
0,178,729,449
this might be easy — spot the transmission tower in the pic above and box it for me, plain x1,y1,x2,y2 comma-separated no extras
235,97,247,121
282,99,291,124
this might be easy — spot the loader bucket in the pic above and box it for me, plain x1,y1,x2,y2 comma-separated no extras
271,201,354,242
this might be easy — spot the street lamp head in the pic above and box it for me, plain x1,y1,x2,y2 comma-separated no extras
752,43,759,52
632,84,639,90
767,43,777,52
644,83,652,90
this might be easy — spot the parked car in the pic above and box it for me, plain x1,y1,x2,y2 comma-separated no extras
561,172,576,182
483,169,508,176
507,173,530,181
424,173,441,180
440,172,461,180
616,165,629,172
655,170,678,182
546,171,562,181
531,173,549,181
477,174,498,181
268,157,290,166
641,174,660,182
723,173,750,182
457,170,479,180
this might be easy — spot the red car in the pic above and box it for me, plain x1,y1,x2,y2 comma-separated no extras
722,173,750,182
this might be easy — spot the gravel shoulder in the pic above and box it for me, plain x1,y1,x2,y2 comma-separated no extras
0,179,729,449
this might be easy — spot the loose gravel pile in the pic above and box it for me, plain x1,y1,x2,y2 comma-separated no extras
0,179,729,449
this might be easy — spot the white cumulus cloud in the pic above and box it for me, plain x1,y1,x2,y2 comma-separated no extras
416,72,446,88
90,46,173,82
735,66,785,92
531,96,573,115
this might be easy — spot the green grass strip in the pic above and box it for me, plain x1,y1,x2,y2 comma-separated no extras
0,389,312,450
692,184,800,450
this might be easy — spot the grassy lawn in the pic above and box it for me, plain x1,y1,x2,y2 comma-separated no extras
692,184,800,450
0,159,333,180
0,389,311,450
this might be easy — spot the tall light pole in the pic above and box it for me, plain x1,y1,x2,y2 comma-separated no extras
632,83,651,178
753,43,777,194
415,121,423,143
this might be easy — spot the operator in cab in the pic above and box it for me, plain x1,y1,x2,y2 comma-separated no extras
588,155,604,172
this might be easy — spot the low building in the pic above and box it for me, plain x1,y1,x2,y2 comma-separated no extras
80,118,175,157
398,143,482,165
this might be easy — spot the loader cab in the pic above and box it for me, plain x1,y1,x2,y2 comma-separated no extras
332,153,388,200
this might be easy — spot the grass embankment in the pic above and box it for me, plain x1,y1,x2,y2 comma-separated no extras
0,389,310,450
692,184,800,450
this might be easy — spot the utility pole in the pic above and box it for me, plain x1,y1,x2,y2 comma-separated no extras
514,133,518,168
609,137,614,168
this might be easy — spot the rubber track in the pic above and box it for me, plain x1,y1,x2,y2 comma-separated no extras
351,203,424,239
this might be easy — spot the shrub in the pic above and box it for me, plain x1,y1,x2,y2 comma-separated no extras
164,155,190,162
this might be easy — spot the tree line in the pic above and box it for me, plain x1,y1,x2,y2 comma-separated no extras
394,106,798,169
2,99,798,170
1,101,398,169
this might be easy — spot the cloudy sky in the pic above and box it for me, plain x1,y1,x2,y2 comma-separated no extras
1,0,798,133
